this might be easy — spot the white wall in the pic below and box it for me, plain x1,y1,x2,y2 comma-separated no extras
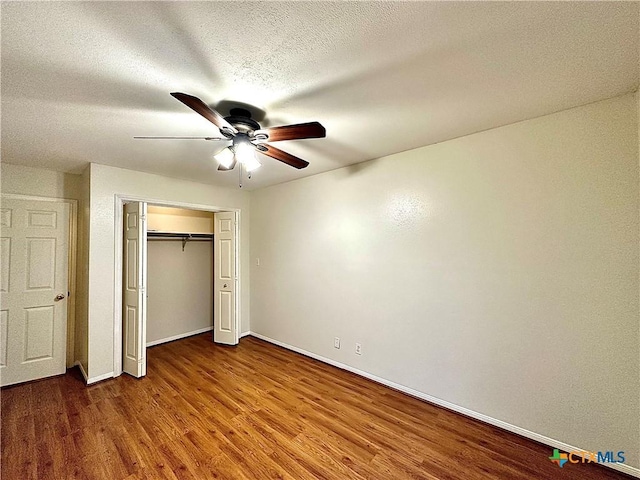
250,94,639,469
87,163,250,379
147,238,213,345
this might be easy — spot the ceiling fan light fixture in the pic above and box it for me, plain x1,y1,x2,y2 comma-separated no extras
214,147,235,169
152,93,324,173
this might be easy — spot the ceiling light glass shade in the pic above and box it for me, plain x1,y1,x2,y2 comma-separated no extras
214,147,234,168
243,156,262,172
234,140,254,163
234,140,261,172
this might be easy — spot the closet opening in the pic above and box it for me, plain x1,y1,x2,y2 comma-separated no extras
146,207,215,349
115,198,240,379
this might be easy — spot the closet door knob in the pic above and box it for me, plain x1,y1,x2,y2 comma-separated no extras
223,283,228,288
55,294,66,301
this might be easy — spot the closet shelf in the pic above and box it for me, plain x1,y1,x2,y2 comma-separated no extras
147,231,213,251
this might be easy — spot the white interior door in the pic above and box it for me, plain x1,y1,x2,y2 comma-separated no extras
213,211,237,345
123,202,147,377
0,198,69,387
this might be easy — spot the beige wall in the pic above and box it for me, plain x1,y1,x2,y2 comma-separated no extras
87,163,250,379
250,94,640,468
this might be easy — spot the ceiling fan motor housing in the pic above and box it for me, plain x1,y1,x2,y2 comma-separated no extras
224,108,261,134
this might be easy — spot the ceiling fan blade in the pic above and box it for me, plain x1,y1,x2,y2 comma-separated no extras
134,136,226,140
170,92,238,135
256,122,325,142
260,144,309,169
217,158,237,171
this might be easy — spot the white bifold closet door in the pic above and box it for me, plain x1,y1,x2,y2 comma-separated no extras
213,211,238,345
123,205,237,379
123,202,147,378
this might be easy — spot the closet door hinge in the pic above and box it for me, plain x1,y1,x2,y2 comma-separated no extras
140,214,147,222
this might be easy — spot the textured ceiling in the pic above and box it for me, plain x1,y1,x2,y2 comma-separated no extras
2,2,638,190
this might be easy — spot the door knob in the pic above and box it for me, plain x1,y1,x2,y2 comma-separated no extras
54,294,66,301
223,284,228,288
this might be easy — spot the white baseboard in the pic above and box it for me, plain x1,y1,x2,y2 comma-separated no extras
75,360,114,385
87,371,114,385
239,331,251,338
248,332,639,478
146,327,213,347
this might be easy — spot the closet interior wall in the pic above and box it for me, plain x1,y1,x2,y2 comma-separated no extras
146,206,214,346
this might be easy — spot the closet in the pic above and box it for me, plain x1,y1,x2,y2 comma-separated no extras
146,206,214,347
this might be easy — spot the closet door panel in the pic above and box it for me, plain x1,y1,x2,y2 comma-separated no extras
122,202,146,378
213,212,237,345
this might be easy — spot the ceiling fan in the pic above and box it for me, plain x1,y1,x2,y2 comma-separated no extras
135,92,326,173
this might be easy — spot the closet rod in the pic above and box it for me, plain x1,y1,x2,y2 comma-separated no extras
147,232,213,251
147,232,213,239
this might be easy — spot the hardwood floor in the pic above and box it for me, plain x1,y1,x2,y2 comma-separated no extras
1,333,632,479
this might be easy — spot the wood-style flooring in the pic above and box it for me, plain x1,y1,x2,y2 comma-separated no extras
1,333,632,479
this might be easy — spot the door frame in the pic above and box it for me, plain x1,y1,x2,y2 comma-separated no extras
113,194,241,377
0,193,78,369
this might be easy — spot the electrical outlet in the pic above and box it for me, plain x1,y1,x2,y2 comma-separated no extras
355,343,362,355
334,337,340,349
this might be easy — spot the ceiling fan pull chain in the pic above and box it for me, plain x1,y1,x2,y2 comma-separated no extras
238,161,243,188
